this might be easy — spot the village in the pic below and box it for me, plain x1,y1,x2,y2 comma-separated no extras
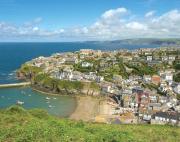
24,47,180,126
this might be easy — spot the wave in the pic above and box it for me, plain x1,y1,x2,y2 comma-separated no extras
0,73,7,76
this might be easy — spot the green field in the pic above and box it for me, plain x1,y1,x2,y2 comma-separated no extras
0,106,179,142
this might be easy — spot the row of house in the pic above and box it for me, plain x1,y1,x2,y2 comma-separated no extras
26,48,180,125
51,68,104,83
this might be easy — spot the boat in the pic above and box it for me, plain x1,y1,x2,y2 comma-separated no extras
9,73,13,76
53,97,57,100
48,105,52,108
46,97,50,100
16,100,24,105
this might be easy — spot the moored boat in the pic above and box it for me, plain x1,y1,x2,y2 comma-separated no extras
46,97,50,100
16,100,24,105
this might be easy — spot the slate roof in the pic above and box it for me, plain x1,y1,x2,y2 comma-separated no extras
152,111,180,121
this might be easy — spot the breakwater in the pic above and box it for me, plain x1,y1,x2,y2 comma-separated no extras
0,82,31,88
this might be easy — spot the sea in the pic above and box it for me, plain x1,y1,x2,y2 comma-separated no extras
0,42,158,116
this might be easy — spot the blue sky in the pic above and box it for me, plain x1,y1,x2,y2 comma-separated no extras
0,0,180,41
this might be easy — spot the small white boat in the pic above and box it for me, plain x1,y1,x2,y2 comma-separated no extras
48,105,52,108
53,97,57,100
16,100,24,105
46,97,50,100
28,94,31,96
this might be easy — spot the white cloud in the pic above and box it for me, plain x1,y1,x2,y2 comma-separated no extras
145,11,156,17
102,7,127,19
126,22,147,30
59,29,65,33
84,8,180,39
0,8,180,41
33,27,39,32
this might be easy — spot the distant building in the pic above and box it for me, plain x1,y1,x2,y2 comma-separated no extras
152,75,161,85
80,49,94,55
165,73,173,82
147,56,153,61
151,111,180,125
64,57,78,64
174,84,180,94
168,55,176,61
161,56,168,62
81,62,93,67
96,76,104,83
143,75,151,83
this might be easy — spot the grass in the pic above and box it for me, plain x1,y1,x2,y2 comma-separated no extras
0,105,179,142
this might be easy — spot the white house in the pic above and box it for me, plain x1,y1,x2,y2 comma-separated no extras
174,84,180,94
159,96,168,104
147,56,153,61
168,55,176,61
70,71,83,81
159,71,173,82
81,62,93,67
165,73,173,81
143,75,152,82
161,56,168,62
151,111,180,125
101,83,118,94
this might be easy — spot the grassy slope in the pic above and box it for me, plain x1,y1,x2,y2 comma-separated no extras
0,106,179,142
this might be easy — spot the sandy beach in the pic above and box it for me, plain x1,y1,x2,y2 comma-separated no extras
69,96,100,121
33,86,115,122
69,96,114,122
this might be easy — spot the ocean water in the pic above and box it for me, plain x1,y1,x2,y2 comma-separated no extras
0,42,158,115
0,87,76,117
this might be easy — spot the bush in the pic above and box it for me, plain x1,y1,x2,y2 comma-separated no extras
6,105,27,114
29,109,49,119
173,61,180,70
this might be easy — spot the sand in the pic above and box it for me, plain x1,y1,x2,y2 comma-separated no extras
69,96,114,122
69,96,100,121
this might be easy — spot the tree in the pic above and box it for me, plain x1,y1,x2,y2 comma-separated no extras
174,73,180,83
173,61,180,70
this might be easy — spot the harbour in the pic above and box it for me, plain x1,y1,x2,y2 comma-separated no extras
0,87,77,117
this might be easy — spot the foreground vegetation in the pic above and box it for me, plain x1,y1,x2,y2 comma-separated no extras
0,106,179,142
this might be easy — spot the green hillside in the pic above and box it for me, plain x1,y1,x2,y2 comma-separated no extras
0,106,179,142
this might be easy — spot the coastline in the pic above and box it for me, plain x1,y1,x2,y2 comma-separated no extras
32,86,109,122
0,84,113,122
32,86,68,96
16,67,117,122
